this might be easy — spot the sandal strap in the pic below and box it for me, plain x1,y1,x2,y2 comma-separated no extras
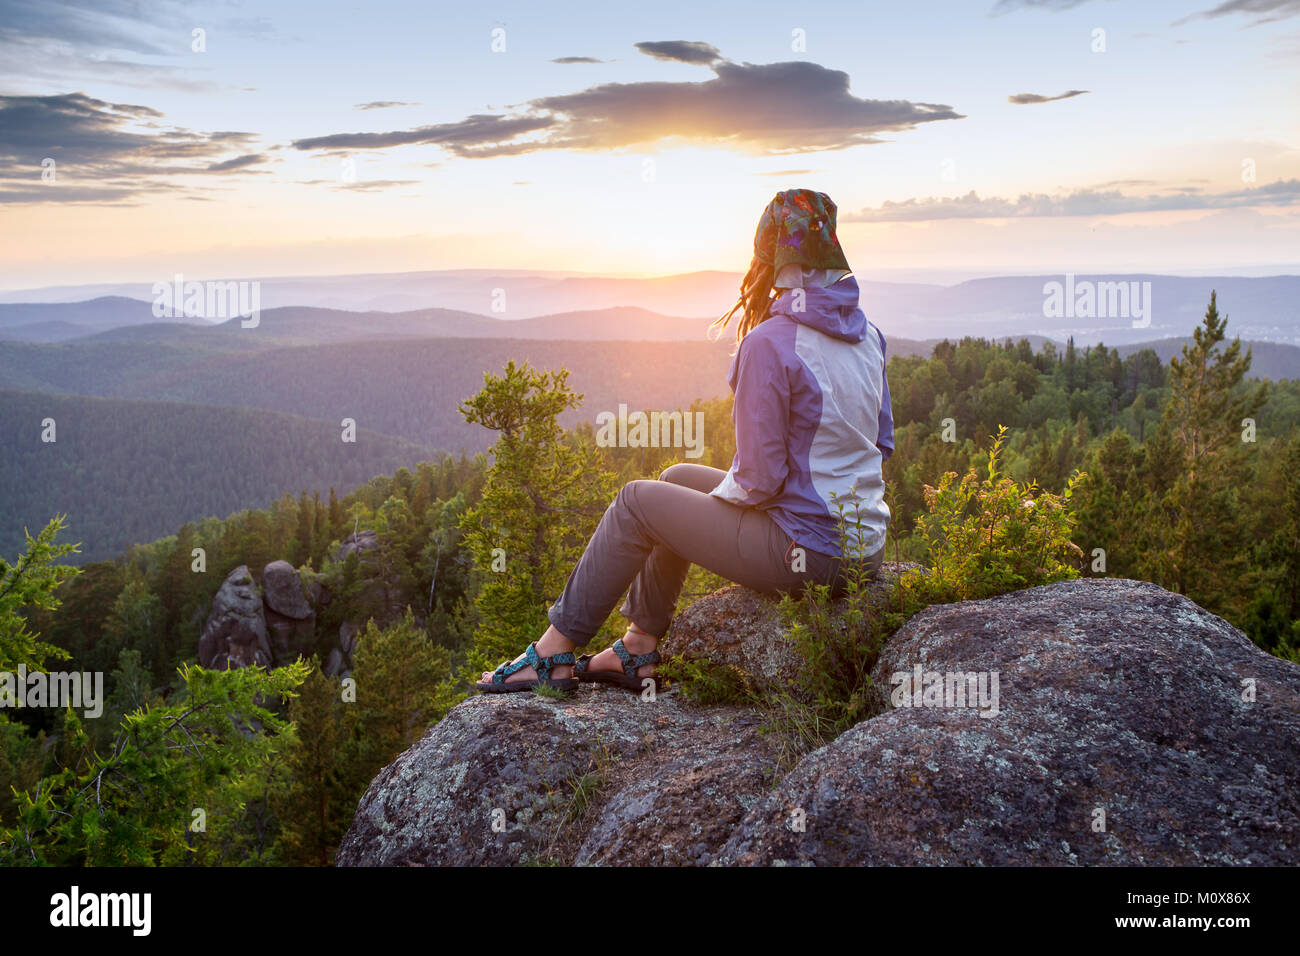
492,643,575,683
535,645,575,679
612,638,660,677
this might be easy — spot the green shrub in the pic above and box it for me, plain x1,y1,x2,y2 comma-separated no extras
906,426,1085,604
765,427,1086,757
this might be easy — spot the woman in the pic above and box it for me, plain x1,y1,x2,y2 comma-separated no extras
476,188,894,693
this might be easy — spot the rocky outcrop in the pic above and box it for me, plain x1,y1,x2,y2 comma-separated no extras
262,560,313,619
336,688,778,866
196,542,416,672
716,578,1300,866
198,565,271,669
262,561,316,666
335,530,379,562
661,561,919,697
337,577,1300,867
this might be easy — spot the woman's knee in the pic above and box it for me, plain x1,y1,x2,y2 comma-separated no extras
658,463,692,484
616,478,655,508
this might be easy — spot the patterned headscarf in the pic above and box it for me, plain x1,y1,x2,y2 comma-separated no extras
752,188,850,276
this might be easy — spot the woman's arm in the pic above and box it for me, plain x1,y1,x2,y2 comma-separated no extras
710,332,791,507
876,327,895,462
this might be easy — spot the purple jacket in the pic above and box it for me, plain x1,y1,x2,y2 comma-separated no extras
710,274,894,558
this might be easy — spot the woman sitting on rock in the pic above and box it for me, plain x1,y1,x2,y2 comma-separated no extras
477,188,895,693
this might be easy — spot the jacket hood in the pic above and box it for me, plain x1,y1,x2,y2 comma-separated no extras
768,274,866,343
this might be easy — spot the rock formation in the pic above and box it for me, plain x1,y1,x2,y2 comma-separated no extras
198,565,271,669
198,534,415,675
338,576,1300,867
262,560,316,666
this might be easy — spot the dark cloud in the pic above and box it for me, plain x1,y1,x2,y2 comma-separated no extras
206,153,267,172
0,93,265,203
1008,89,1090,104
843,179,1300,222
293,55,963,158
355,101,418,110
634,40,722,64
292,114,558,155
552,56,605,64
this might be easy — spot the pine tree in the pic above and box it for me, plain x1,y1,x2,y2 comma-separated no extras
457,361,616,673
1165,291,1265,480
269,666,350,866
1149,292,1266,612
0,517,79,672
348,610,453,761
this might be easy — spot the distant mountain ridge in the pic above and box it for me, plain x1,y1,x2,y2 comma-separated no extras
0,296,209,343
1,270,1296,346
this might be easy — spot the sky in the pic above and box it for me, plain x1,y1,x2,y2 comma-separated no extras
0,0,1297,291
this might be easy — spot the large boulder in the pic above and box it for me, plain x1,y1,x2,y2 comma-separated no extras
336,687,778,867
262,560,313,619
261,561,316,666
265,609,316,667
660,561,919,696
335,530,379,562
198,565,270,669
716,578,1300,865
337,577,1300,866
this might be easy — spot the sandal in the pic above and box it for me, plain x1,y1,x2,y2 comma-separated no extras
475,642,578,694
574,638,662,693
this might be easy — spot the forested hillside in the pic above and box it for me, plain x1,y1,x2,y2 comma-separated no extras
0,390,436,561
0,337,737,449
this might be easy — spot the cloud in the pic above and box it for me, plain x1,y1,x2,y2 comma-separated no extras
355,101,419,110
552,56,605,64
0,1,290,92
292,178,422,191
206,153,267,172
843,179,1300,221
292,113,559,155
990,0,1097,13
993,0,1300,24
634,40,722,64
292,51,963,158
0,92,264,203
1008,89,1090,104
1174,0,1300,24
0,0,181,55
